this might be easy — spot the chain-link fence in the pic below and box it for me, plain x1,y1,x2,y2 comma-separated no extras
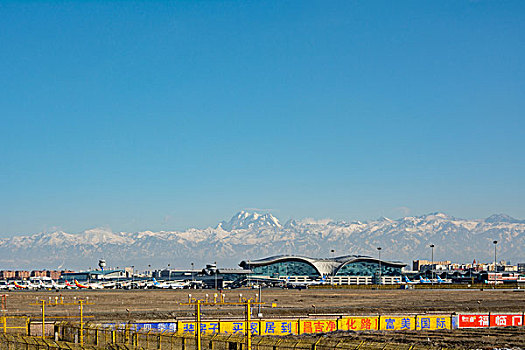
54,323,440,350
0,316,30,335
0,333,104,350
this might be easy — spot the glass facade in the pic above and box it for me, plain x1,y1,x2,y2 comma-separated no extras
335,261,401,276
250,260,320,277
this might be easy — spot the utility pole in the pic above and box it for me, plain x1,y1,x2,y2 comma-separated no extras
196,300,202,350
430,244,435,286
493,240,498,288
245,299,252,350
41,300,45,339
79,300,84,346
493,240,498,272
257,284,262,316
214,261,218,290
377,247,382,286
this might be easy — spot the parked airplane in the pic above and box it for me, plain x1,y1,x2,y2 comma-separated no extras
116,280,132,289
74,279,104,289
0,280,15,290
168,280,190,289
150,278,172,289
436,276,452,284
64,280,77,289
12,281,25,289
13,280,37,290
402,276,419,284
29,277,66,290
53,281,68,289
101,281,117,289
419,276,432,284
131,281,149,289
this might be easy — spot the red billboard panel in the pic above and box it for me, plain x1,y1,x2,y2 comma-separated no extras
490,314,523,327
458,314,489,328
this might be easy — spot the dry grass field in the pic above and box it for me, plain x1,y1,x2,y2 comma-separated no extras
3,288,525,348
4,287,525,321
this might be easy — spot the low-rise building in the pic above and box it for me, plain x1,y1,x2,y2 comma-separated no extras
0,271,16,279
15,271,30,279
413,260,451,271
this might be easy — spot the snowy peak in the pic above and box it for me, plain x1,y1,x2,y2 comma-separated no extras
79,227,129,245
485,214,524,224
220,210,282,231
420,212,450,221
377,216,393,223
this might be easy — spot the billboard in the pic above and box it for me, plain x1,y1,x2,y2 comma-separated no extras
415,315,451,330
220,321,260,335
489,314,523,327
260,320,298,335
178,321,220,335
379,316,416,331
457,314,489,328
299,319,338,334
339,317,379,331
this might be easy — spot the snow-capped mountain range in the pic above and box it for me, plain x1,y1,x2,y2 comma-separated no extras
0,211,524,270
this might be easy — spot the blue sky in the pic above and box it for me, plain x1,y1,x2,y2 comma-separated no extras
1,1,524,236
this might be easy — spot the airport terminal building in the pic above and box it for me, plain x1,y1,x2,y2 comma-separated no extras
239,255,406,285
152,255,406,288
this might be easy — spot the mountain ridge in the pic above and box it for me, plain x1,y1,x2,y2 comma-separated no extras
0,211,524,270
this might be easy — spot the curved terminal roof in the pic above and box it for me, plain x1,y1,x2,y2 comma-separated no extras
239,255,406,276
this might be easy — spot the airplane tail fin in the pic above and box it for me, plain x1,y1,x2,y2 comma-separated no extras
74,279,85,288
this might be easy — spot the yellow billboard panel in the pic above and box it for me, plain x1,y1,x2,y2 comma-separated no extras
299,319,338,334
260,320,298,335
339,317,379,331
220,321,260,335
415,315,451,330
177,321,220,335
379,316,416,331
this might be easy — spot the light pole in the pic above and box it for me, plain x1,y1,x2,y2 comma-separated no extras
131,265,134,288
214,261,218,290
493,240,498,272
191,262,195,283
377,247,382,286
330,249,335,284
257,284,262,317
430,244,435,286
